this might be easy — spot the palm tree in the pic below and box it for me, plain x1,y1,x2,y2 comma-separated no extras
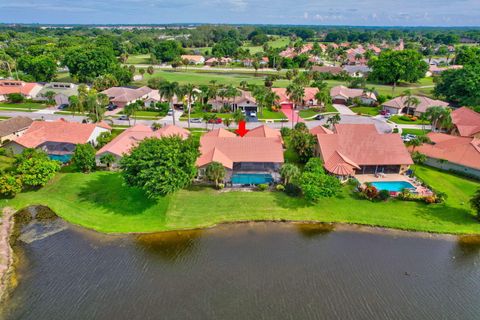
401,90,420,115
223,118,232,129
124,102,140,126
280,163,300,185
469,188,480,221
232,109,246,125
327,113,341,128
314,89,331,110
68,95,82,118
286,83,305,129
425,106,451,132
159,81,180,126
226,86,241,111
239,81,248,90
407,136,431,152
182,83,197,129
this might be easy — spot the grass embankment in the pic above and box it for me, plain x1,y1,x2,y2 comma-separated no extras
1,165,479,234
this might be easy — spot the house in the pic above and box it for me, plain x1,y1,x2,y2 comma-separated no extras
314,124,413,181
101,86,155,108
205,57,232,66
427,64,463,76
450,107,480,138
0,80,43,102
244,125,283,143
381,96,449,116
181,55,205,65
5,120,111,160
96,124,189,167
416,132,480,179
330,86,377,105
279,44,313,59
208,90,257,113
0,116,33,145
342,65,372,78
311,65,344,76
271,87,320,108
36,82,79,106
196,128,284,184
345,46,367,65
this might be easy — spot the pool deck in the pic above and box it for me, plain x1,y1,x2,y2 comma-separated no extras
355,174,433,196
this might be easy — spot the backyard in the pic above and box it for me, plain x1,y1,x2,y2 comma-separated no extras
1,165,479,234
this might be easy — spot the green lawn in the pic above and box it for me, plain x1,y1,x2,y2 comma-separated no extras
127,54,151,64
258,110,287,120
243,36,290,54
350,106,381,116
401,128,430,136
1,165,479,234
136,69,290,87
390,115,429,125
179,112,233,120
0,102,47,110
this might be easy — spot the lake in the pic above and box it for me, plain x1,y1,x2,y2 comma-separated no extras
2,219,480,320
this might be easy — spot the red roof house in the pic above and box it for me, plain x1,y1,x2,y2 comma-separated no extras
315,124,412,178
451,107,480,138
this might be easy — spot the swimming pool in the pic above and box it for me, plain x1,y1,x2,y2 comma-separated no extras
371,181,416,192
231,173,273,185
48,154,72,163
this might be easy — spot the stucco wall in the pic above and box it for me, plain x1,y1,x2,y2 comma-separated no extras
425,158,480,179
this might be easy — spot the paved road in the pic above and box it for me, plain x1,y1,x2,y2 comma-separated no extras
0,110,394,133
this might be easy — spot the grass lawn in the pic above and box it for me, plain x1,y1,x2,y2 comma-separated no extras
127,54,151,64
1,165,479,234
258,110,287,120
390,115,429,125
0,102,47,110
136,69,290,87
243,36,290,54
401,128,430,136
299,109,320,119
179,112,233,120
350,106,381,116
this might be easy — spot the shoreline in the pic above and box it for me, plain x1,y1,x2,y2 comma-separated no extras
0,208,16,303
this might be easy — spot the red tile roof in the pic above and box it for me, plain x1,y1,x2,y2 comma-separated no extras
0,80,41,96
244,125,282,142
451,107,480,137
416,133,480,170
330,86,376,100
272,87,319,105
316,124,412,175
13,120,110,148
197,127,284,169
96,124,189,157
309,125,333,135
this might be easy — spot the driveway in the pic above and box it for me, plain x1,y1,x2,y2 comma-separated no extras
332,104,356,115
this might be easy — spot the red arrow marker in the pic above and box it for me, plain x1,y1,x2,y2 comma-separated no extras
235,120,249,137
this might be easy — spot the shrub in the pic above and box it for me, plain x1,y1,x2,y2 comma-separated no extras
280,127,291,138
399,115,413,121
392,128,399,133
257,183,268,191
0,174,22,198
217,183,225,190
424,196,436,204
285,183,302,197
7,93,24,103
15,149,60,188
378,189,390,201
276,184,285,192
72,144,96,173
363,185,379,200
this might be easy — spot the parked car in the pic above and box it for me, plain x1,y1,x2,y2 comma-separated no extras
167,109,173,116
249,112,257,118
315,114,325,120
106,105,118,111
58,104,69,110
401,134,416,142
190,118,202,123
118,115,129,121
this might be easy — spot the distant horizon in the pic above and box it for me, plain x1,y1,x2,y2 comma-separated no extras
1,0,479,27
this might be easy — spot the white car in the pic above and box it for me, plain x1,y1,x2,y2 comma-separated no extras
250,112,257,117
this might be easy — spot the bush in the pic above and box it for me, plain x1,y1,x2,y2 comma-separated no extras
392,128,399,133
15,149,61,188
0,174,22,198
285,183,302,197
378,189,390,201
72,144,96,173
276,184,285,192
424,196,436,204
7,93,25,103
217,183,225,190
257,183,268,191
399,115,413,121
280,127,291,138
363,185,379,200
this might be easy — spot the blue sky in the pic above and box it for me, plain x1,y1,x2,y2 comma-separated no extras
0,0,479,26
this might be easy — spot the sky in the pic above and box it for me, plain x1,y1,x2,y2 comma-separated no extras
1,0,480,26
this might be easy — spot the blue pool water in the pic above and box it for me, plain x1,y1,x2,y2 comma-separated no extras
48,154,72,163
371,181,415,192
231,173,273,185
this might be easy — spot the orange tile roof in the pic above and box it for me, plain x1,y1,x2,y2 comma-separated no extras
13,120,110,148
451,107,480,137
316,124,412,175
96,124,189,157
197,127,284,169
271,87,319,105
203,128,237,138
244,125,282,142
309,125,333,135
383,95,448,114
0,80,41,96
330,85,376,100
416,133,480,170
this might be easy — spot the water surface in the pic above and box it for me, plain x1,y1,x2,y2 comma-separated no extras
3,222,480,320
